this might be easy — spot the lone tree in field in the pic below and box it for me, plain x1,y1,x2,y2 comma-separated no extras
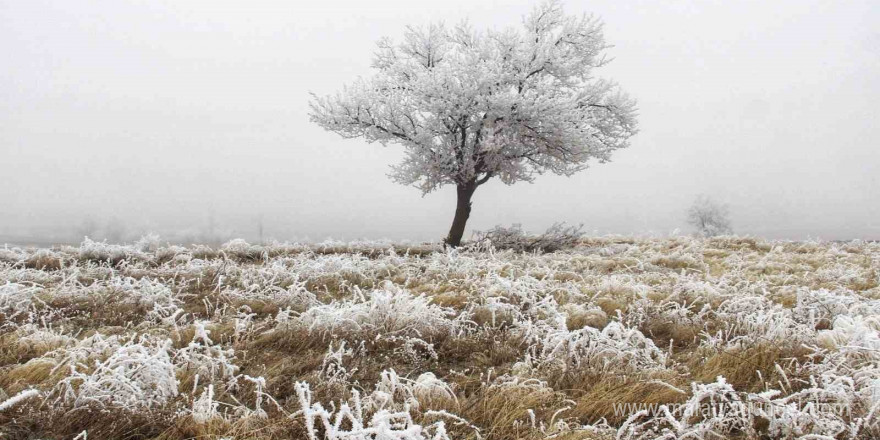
310,1,638,246
687,195,733,237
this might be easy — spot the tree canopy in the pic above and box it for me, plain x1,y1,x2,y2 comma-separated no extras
310,0,638,245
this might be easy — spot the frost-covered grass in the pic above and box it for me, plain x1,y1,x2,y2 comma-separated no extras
0,236,878,439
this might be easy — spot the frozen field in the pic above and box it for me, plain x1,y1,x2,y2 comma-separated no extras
1,236,879,439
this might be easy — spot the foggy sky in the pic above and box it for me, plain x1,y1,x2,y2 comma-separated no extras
1,0,878,243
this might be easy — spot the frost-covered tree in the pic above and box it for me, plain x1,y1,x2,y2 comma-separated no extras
687,195,733,237
310,1,638,246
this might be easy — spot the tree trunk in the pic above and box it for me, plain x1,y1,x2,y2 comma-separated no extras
445,182,476,247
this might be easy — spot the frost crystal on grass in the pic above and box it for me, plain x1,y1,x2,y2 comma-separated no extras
55,336,179,411
524,321,667,375
1,235,878,439
295,374,457,440
298,282,458,338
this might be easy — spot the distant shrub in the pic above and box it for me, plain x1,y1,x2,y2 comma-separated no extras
472,223,584,253
686,195,733,237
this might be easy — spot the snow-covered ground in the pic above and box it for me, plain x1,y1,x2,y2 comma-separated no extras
1,236,878,439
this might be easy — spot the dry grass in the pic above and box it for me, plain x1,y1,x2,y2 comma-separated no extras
0,236,878,439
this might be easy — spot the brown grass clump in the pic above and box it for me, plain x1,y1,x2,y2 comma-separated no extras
159,416,305,440
643,319,700,349
461,380,565,440
691,343,812,392
562,303,609,330
1,404,175,440
594,297,628,317
650,256,705,272
0,359,57,393
570,374,688,425
23,249,62,271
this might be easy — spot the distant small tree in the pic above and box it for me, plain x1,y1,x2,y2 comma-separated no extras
687,195,733,237
310,0,637,246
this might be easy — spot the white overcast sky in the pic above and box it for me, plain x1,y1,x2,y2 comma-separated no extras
1,0,878,242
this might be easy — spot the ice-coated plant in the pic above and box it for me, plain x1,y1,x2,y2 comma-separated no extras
520,320,667,375
367,369,422,412
220,263,317,310
701,295,809,350
294,373,459,440
132,277,185,326
365,369,458,413
14,323,75,353
793,288,880,329
472,223,585,253
0,389,41,412
0,281,41,322
175,321,240,388
320,340,359,385
190,384,221,423
298,283,459,338
310,0,637,246
220,238,266,261
78,237,150,264
55,335,179,411
233,306,258,342
411,372,457,405
239,375,272,419
618,376,752,440
817,315,880,351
